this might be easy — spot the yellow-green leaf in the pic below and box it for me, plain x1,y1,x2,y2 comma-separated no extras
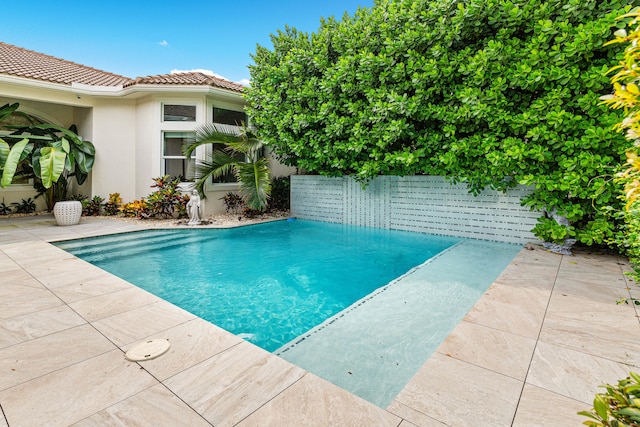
39,146,66,189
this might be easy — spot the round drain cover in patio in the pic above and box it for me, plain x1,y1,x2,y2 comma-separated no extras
125,339,171,361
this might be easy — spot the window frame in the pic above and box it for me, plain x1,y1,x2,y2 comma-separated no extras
162,104,197,122
161,131,197,181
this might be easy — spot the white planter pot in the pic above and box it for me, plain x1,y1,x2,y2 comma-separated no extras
53,201,82,226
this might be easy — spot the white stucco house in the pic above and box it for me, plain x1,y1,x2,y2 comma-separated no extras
0,42,294,215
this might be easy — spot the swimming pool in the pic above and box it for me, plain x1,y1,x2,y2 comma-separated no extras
55,219,521,407
55,220,459,351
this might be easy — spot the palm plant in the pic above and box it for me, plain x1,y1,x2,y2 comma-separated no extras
183,124,271,211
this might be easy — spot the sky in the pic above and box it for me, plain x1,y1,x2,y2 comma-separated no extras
2,0,374,86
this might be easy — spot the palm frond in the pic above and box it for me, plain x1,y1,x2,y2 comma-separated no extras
235,157,271,210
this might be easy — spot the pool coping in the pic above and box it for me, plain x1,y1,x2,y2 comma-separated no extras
1,215,639,426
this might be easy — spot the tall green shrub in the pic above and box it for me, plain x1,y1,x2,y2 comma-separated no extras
247,0,638,245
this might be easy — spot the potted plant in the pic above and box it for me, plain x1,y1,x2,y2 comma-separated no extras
0,103,96,225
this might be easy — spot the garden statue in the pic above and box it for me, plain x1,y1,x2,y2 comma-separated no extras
186,190,201,225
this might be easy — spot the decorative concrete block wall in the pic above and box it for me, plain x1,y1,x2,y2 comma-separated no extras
291,175,541,244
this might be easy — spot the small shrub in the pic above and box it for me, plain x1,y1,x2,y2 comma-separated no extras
0,199,11,215
120,199,150,218
82,195,104,216
242,207,262,219
145,176,189,219
269,176,290,211
12,198,36,214
221,192,244,214
579,372,640,426
104,193,122,216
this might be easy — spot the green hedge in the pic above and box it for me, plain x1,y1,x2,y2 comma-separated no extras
247,0,639,245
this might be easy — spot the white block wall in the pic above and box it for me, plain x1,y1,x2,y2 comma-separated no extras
291,176,541,244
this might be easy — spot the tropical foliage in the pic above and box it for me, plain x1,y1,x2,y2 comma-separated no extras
246,0,637,245
601,9,640,281
0,102,96,209
183,124,271,211
579,372,640,427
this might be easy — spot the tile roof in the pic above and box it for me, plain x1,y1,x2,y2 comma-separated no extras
0,42,245,93
0,42,133,87
127,72,245,92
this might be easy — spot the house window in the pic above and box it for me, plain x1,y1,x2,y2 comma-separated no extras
163,132,195,181
213,107,246,126
163,104,196,122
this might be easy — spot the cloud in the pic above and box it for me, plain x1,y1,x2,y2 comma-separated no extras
158,40,169,47
171,69,250,87
171,68,225,79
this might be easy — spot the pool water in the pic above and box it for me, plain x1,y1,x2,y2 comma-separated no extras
55,219,459,351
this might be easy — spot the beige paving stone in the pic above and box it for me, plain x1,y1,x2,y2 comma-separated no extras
539,314,640,367
436,320,536,380
238,373,401,427
463,282,549,339
392,352,523,427
91,300,196,347
0,286,63,320
130,317,243,381
0,267,47,289
526,341,632,404
556,270,629,290
0,305,86,349
165,341,305,427
69,286,161,322
0,324,114,390
552,276,635,308
512,384,588,427
0,349,158,427
72,384,210,427
560,252,626,274
27,262,107,289
386,401,447,426
4,242,72,262
51,273,134,303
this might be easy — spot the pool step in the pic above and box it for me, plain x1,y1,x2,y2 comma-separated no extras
57,231,210,263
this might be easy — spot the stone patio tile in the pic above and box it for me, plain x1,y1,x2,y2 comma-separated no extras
556,270,628,290
552,276,635,308
526,341,632,404
560,252,626,274
51,273,134,303
0,324,114,390
463,282,549,339
436,320,536,381
69,286,160,322
128,317,243,381
391,352,523,426
0,349,158,427
3,241,72,261
165,341,305,427
91,300,196,347
26,262,106,289
512,384,589,427
0,267,47,290
0,286,63,320
0,305,86,349
72,384,210,427
541,306,640,364
386,401,446,426
238,373,401,427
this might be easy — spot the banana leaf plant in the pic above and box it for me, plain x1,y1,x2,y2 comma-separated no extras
0,102,96,210
182,123,271,211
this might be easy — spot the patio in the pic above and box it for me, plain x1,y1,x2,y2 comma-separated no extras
0,215,638,426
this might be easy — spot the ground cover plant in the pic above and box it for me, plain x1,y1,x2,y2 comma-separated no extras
247,0,638,246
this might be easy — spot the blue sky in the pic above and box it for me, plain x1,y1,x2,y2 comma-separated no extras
2,0,374,86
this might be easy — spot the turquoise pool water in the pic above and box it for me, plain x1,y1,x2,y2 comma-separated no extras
55,220,459,351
